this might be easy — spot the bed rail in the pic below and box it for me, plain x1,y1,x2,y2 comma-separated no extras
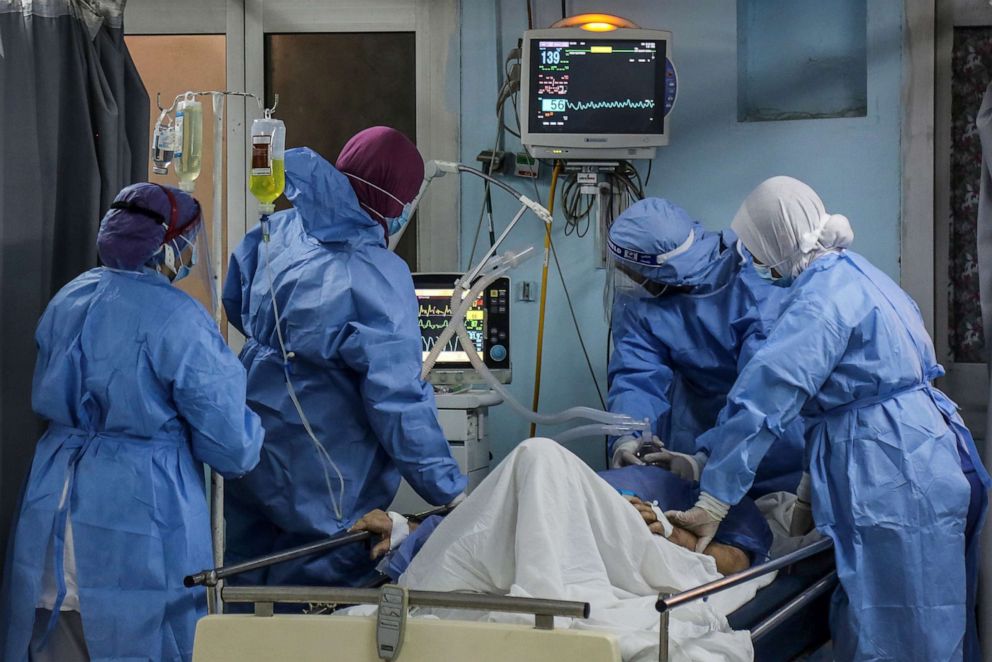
749,570,838,643
655,536,834,662
185,505,453,588
222,585,590,630
656,536,833,613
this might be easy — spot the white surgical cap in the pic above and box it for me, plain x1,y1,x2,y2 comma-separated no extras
731,176,853,278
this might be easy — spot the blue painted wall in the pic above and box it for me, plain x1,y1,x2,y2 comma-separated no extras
458,0,904,468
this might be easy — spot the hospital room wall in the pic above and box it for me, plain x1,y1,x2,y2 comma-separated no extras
458,1,905,469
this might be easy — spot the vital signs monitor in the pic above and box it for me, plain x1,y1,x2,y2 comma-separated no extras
519,28,677,160
413,273,511,386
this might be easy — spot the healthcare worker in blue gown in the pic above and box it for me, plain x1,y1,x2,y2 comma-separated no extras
0,183,264,662
606,197,803,496
666,176,991,662
223,129,467,589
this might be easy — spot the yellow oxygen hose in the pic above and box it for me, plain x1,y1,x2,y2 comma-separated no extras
529,161,562,437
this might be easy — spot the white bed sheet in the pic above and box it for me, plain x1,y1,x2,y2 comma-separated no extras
384,438,775,662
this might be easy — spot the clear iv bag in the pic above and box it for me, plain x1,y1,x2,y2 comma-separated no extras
174,95,203,192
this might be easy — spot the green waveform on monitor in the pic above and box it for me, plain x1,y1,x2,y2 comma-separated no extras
540,98,656,113
569,98,655,111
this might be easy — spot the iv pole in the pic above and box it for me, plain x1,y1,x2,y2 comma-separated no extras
154,90,276,614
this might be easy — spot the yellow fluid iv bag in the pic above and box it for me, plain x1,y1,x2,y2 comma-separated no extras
250,113,286,214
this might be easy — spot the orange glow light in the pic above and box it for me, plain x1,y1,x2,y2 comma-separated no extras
582,21,617,32
550,13,639,31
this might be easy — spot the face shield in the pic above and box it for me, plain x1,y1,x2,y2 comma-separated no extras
604,230,695,323
169,221,218,316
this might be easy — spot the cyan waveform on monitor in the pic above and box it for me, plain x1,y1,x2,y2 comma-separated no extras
422,332,483,354
422,336,460,353
569,99,655,111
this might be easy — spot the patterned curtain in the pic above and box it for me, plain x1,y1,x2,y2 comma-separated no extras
950,28,992,362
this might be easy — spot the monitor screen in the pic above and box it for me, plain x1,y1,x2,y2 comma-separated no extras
528,37,666,136
417,287,485,364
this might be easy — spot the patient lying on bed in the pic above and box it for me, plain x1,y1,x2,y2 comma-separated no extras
356,448,771,579
349,438,774,662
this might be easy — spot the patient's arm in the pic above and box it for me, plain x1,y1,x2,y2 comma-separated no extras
625,496,750,574
702,542,750,575
667,526,750,574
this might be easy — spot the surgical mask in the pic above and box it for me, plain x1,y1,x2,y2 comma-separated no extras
753,261,792,287
386,203,414,236
343,172,417,233
166,235,197,282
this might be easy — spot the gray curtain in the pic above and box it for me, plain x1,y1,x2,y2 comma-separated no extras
0,0,148,568
975,82,992,660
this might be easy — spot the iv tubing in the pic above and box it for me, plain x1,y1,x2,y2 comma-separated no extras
260,216,346,522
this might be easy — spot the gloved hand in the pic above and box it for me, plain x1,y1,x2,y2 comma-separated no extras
610,435,644,468
789,472,814,536
665,492,730,553
641,447,707,482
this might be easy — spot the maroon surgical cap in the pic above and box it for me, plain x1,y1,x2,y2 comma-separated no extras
336,126,425,225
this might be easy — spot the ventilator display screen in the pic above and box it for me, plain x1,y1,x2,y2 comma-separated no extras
416,288,485,364
528,38,666,135
412,273,511,379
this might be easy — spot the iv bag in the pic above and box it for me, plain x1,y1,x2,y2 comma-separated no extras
174,96,203,192
250,116,286,214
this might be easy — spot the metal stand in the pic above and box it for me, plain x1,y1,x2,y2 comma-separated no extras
658,592,671,662
153,87,279,614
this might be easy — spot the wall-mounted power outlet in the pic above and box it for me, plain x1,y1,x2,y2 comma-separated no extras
518,281,537,302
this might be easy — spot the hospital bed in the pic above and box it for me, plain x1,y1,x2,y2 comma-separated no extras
189,533,835,661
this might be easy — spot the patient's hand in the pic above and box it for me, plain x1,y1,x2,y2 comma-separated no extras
350,509,394,560
668,526,699,551
624,496,668,536
631,499,750,575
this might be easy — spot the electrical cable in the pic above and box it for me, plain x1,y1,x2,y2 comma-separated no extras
529,161,562,437
549,236,606,408
467,104,505,268
526,165,606,419
560,171,594,237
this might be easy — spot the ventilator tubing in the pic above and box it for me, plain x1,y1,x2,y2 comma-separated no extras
422,249,648,438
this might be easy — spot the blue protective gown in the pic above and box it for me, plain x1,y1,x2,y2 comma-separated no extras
608,231,803,496
0,267,263,662
223,147,466,588
699,250,992,662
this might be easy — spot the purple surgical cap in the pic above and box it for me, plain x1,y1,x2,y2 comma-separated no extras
97,183,201,270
